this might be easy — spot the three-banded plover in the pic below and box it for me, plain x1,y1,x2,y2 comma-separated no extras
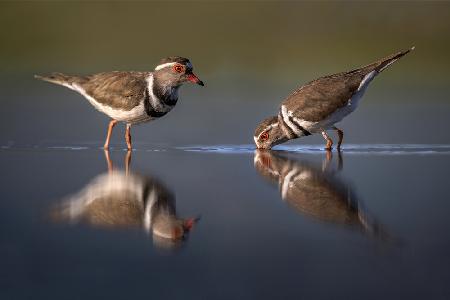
36,57,204,149
254,48,414,150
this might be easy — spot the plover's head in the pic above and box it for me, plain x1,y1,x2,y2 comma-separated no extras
151,217,198,251
253,150,282,184
254,116,288,150
154,56,204,87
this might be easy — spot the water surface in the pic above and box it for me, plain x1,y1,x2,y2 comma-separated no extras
1,2,450,298
1,144,450,299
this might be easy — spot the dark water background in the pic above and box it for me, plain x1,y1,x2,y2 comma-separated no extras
1,2,450,299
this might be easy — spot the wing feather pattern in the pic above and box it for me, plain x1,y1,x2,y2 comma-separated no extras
282,48,413,122
79,71,148,110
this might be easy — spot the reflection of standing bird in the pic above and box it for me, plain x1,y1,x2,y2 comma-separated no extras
36,57,204,149
254,150,388,238
254,48,414,150
52,152,197,250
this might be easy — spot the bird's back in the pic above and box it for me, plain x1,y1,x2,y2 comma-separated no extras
281,48,414,122
78,71,149,110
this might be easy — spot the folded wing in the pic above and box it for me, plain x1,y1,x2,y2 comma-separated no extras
79,71,148,110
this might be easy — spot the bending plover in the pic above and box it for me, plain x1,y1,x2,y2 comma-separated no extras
36,57,204,149
254,48,414,150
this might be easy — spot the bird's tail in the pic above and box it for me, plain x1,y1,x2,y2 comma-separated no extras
34,72,77,87
358,210,402,246
363,46,415,74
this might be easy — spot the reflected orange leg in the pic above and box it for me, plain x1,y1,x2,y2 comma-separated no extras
125,124,132,150
104,149,113,173
125,150,132,175
321,130,333,151
322,149,332,172
322,148,344,172
337,149,343,171
104,120,117,149
333,126,344,150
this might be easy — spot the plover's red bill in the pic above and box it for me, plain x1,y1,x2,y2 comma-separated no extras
254,47,415,150
35,56,204,150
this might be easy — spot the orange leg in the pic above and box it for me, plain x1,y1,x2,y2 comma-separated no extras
104,120,117,149
321,130,333,151
333,126,344,150
125,124,132,150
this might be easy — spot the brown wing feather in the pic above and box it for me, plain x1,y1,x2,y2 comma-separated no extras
79,71,148,110
282,71,365,122
282,48,413,122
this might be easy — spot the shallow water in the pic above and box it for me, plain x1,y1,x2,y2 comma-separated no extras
2,68,450,300
2,1,450,298
1,144,450,299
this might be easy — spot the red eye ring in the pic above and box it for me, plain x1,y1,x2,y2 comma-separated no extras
173,64,184,73
260,132,269,141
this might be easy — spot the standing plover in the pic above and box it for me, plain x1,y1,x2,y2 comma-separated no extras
254,48,414,150
36,57,204,149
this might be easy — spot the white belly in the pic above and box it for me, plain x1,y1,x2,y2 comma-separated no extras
70,83,151,124
92,100,149,124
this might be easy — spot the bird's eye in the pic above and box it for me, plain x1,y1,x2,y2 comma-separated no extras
173,64,184,73
260,132,269,141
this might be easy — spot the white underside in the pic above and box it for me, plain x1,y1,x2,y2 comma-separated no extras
61,171,174,239
281,169,312,199
64,172,146,220
66,74,174,124
68,83,149,124
283,70,377,134
143,189,157,232
281,169,298,199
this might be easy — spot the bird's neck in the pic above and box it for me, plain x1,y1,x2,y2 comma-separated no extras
273,120,290,144
151,74,179,106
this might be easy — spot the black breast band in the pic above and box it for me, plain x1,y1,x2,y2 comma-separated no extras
289,116,312,136
144,88,169,118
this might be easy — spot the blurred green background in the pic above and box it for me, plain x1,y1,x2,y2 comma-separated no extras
2,1,449,81
1,1,449,146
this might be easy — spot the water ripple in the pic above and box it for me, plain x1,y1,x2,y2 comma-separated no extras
1,143,450,155
178,144,450,155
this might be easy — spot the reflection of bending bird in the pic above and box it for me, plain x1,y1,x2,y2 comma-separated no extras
254,150,390,240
